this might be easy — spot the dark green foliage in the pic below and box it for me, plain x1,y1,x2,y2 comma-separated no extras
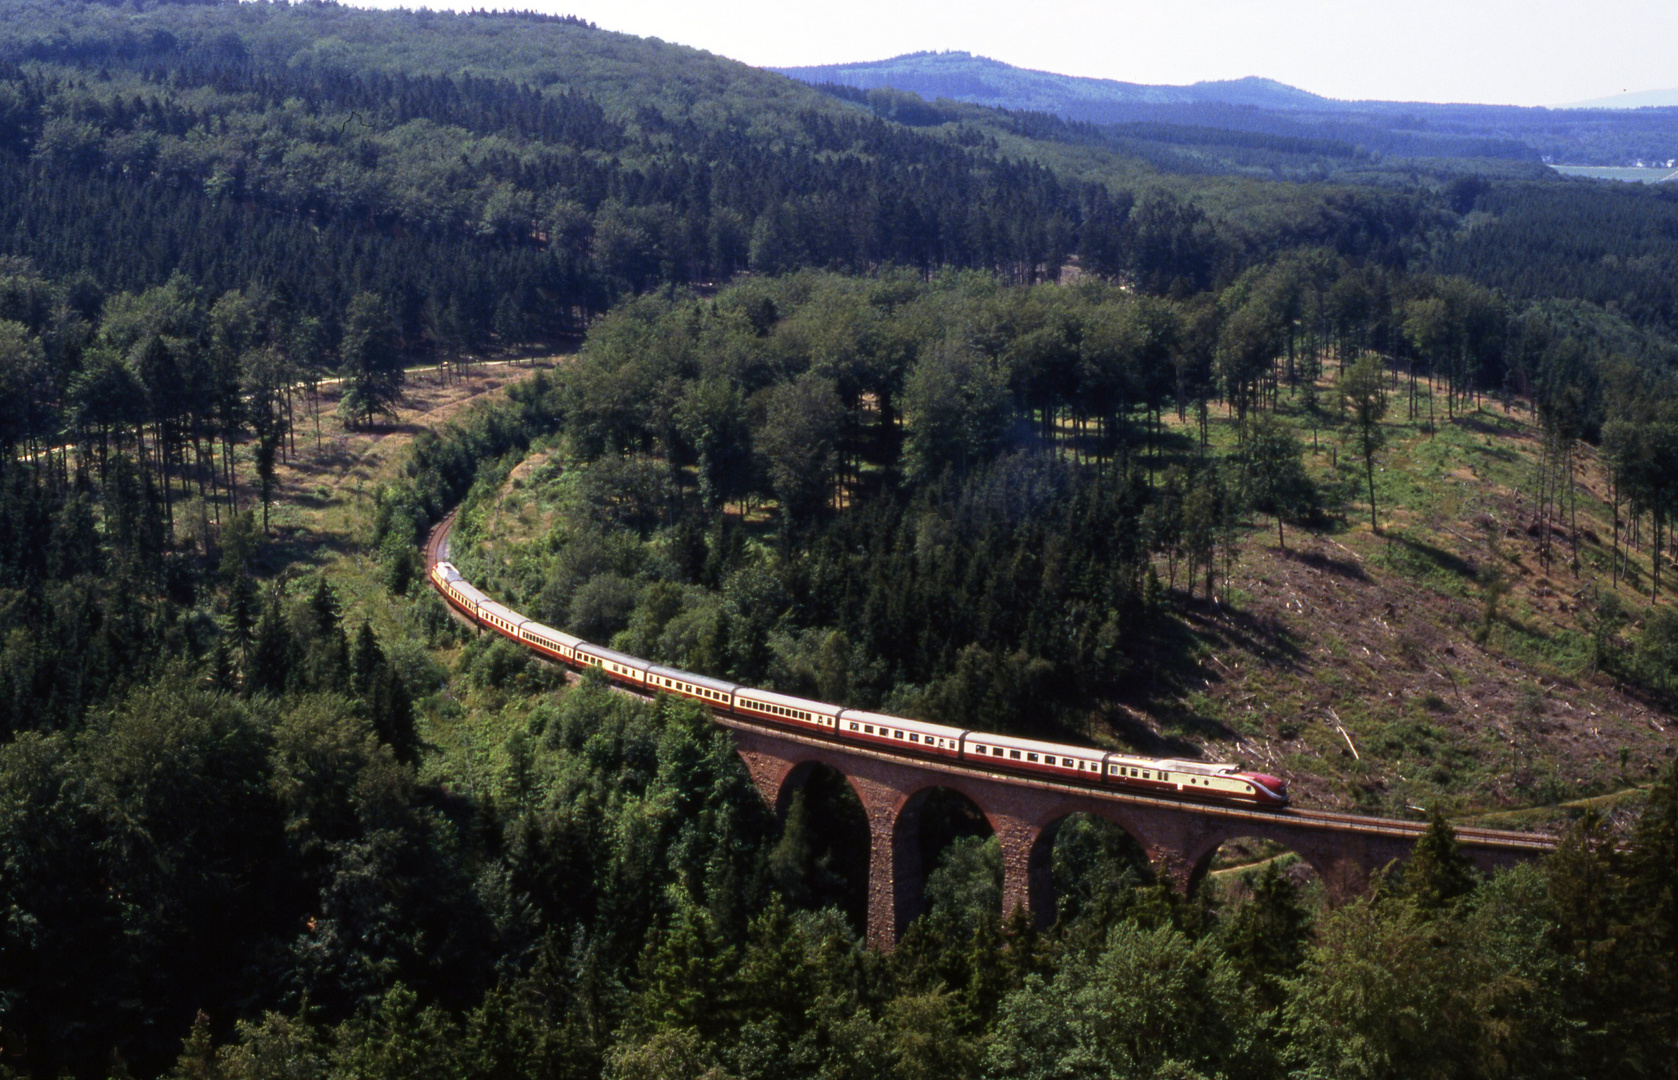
1390,809,1479,913
1219,861,1311,1008
1623,759,1678,1074
337,292,405,428
1240,412,1316,548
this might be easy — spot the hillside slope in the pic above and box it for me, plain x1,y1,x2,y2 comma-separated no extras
1120,396,1672,831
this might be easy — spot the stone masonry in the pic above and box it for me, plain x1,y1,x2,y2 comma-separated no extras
722,719,1542,950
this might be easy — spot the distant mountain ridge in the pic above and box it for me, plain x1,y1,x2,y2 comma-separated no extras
773,51,1352,119
1560,87,1678,110
775,51,1678,166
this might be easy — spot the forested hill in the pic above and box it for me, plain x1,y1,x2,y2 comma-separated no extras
0,0,1548,362
9,0,1665,369
0,0,1116,351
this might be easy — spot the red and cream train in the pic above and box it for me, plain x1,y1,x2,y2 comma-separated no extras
430,560,1290,807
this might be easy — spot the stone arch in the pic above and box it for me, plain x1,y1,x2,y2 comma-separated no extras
894,784,1000,930
764,759,874,930
1017,807,1157,928
1191,833,1325,903
1183,826,1372,901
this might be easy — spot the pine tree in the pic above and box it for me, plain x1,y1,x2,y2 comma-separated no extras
1221,859,1311,1008
208,635,237,695
1397,808,1477,913
1625,758,1678,1077
246,594,293,697
371,663,418,764
228,570,258,661
1340,354,1388,533
1544,811,1632,1076
352,619,384,697
338,292,404,429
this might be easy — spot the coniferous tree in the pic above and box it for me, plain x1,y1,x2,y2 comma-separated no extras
1396,809,1478,913
246,593,293,697
339,292,405,429
1625,758,1678,1075
1221,859,1311,1006
1340,354,1388,532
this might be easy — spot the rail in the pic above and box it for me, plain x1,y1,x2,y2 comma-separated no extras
422,510,1556,857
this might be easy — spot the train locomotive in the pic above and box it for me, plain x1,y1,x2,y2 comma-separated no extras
430,560,1289,808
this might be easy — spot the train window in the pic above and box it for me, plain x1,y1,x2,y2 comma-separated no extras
994,748,1005,757
1010,750,1021,759
1027,753,1039,762
864,725,874,734
908,734,919,743
1159,772,1169,781
894,731,904,739
1142,771,1150,779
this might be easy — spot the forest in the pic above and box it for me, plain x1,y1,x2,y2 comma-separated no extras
2,2,1678,1079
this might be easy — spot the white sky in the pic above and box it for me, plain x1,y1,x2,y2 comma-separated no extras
341,0,1678,107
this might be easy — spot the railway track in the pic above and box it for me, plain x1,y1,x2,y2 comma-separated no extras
421,510,1557,854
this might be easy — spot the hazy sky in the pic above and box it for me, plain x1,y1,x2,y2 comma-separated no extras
343,0,1678,106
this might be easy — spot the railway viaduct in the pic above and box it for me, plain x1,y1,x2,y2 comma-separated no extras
719,717,1552,950
425,511,1555,951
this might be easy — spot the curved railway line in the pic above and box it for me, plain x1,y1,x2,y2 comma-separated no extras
422,510,1555,855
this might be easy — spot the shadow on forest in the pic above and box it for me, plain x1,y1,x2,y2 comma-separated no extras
281,488,336,510
1278,545,1369,581
257,528,355,573
1386,532,1477,582
1176,597,1309,676
1106,594,1308,754
1451,412,1524,439
1102,708,1209,758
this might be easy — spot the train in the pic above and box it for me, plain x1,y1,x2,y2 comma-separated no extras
429,559,1290,807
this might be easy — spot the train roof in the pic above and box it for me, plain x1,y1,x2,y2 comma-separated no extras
1141,758,1240,775
646,665,739,695
520,620,585,650
477,599,526,627
574,642,649,672
733,685,844,718
451,580,490,607
838,709,968,741
434,561,465,582
964,730,1107,760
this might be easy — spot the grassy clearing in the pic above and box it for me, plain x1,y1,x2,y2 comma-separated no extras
236,355,572,780
1129,370,1676,823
